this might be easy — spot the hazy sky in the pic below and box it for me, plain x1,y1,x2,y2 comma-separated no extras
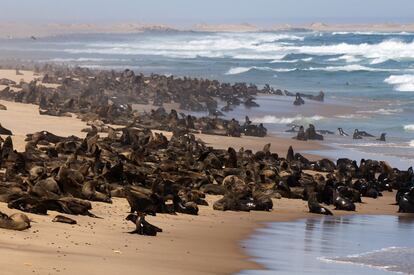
2,0,414,25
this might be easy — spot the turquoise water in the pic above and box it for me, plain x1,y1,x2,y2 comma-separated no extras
1,31,414,167
239,215,414,275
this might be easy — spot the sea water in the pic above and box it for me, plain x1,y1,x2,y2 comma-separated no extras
238,215,414,275
1,30,414,168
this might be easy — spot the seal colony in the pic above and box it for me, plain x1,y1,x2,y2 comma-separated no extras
0,65,413,274
0,123,413,233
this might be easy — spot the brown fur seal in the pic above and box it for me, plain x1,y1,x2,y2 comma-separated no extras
0,211,31,231
126,213,162,236
52,215,77,224
0,123,12,135
307,193,333,215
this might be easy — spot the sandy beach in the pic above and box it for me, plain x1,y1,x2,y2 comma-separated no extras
0,68,407,275
2,0,414,273
0,191,400,275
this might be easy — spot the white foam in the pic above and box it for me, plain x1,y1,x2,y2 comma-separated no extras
225,66,295,75
308,64,394,72
252,115,324,124
328,54,361,63
64,32,303,59
333,31,414,36
292,39,414,64
319,247,410,275
61,32,414,65
384,75,414,92
335,114,368,119
341,142,409,149
301,57,313,62
270,57,313,63
404,124,414,131
357,108,403,115
225,67,252,75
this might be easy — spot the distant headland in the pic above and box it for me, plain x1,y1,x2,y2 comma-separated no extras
1,22,414,39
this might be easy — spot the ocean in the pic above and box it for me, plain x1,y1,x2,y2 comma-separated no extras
1,30,414,168
239,215,414,275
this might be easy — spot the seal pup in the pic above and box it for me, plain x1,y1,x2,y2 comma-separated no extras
125,213,162,236
337,128,349,136
377,133,386,142
353,129,363,139
295,126,307,141
293,93,305,106
354,129,374,138
0,211,31,231
333,190,356,211
52,215,77,225
398,187,414,213
307,193,333,215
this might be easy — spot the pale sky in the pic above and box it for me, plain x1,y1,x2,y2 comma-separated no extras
2,0,414,25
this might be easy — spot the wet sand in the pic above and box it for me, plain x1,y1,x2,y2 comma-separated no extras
0,69,403,275
240,214,414,275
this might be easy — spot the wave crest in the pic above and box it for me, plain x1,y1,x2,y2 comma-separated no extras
384,74,414,92
252,115,324,124
357,108,403,115
404,124,414,131
225,66,295,75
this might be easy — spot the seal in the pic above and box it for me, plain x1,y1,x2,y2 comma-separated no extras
337,128,349,136
377,133,386,142
0,211,31,231
398,187,414,213
126,213,162,236
307,193,333,215
293,93,305,106
52,215,77,224
0,123,12,135
333,190,356,211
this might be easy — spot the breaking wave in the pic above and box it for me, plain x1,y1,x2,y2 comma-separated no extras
225,64,400,75
61,32,414,65
307,64,399,72
357,108,403,115
292,40,414,64
385,74,414,92
332,31,414,36
225,66,296,75
252,115,324,124
404,124,414,131
327,55,361,63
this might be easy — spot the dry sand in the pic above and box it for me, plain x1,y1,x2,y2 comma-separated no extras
0,69,405,275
